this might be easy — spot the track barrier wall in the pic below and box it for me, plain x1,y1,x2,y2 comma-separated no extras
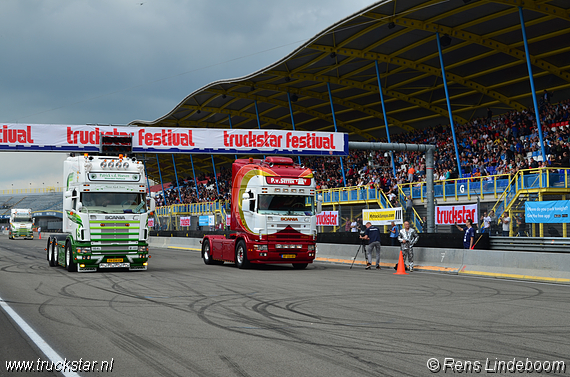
149,235,570,284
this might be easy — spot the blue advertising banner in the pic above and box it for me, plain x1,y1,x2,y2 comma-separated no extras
198,216,210,226
525,200,570,223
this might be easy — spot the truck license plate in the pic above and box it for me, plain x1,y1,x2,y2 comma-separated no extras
99,262,130,268
107,258,123,263
281,254,296,259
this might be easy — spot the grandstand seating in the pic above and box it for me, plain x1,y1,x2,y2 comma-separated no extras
0,192,63,215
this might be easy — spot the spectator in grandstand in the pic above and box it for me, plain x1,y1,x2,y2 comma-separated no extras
405,195,413,222
407,165,415,183
350,218,359,233
455,219,475,249
516,213,527,237
480,211,491,233
501,213,511,237
389,221,399,246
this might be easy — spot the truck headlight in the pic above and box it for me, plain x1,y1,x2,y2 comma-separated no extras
308,245,316,251
76,247,91,253
138,245,148,253
253,244,268,251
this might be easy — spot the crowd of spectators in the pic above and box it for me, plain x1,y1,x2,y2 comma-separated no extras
306,95,570,196
154,166,231,206
155,94,570,206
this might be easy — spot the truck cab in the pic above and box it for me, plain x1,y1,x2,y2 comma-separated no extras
202,156,317,269
47,154,155,272
9,209,33,240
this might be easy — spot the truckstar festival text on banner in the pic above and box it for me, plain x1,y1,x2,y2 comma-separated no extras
0,124,348,156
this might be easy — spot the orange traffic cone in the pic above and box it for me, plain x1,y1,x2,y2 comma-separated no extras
393,249,408,275
39,232,41,240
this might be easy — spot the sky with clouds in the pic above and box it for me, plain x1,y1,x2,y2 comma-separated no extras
0,0,377,191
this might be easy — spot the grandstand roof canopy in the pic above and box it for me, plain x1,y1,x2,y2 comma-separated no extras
130,0,570,183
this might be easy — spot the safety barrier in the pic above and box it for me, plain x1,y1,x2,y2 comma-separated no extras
150,236,570,284
490,237,570,252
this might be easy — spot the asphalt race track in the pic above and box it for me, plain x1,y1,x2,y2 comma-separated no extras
0,236,568,377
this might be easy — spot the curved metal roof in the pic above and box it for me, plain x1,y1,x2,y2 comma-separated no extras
131,0,570,182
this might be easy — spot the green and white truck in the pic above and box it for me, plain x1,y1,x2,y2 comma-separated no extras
46,153,155,272
9,209,34,239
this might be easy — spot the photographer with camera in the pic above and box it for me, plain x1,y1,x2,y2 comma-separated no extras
360,222,381,270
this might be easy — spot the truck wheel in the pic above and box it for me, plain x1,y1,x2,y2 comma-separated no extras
51,240,59,267
47,239,56,267
65,242,77,272
202,239,214,265
293,263,308,270
235,240,250,269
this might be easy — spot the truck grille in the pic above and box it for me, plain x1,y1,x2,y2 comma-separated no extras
89,221,140,253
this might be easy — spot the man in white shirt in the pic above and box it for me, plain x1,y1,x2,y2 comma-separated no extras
480,211,491,233
501,214,510,236
350,219,359,232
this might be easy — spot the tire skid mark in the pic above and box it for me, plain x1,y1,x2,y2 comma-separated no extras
218,355,253,377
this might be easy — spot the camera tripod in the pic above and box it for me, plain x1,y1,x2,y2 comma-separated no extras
350,240,368,269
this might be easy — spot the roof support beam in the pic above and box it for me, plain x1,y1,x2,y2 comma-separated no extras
363,12,570,83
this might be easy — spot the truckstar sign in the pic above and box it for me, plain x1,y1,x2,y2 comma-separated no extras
0,124,348,156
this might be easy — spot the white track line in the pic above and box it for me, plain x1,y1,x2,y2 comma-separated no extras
0,295,81,377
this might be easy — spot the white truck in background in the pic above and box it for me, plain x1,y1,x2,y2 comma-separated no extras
9,209,34,239
46,153,155,272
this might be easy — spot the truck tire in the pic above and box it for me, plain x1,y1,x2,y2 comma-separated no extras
65,242,77,272
235,240,250,269
202,239,213,265
47,238,57,267
51,239,59,267
292,263,308,270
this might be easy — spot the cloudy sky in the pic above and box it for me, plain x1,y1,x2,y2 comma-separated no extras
0,0,377,191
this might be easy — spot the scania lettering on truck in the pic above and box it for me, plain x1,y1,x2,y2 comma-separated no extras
46,153,155,272
202,156,317,269
9,209,33,239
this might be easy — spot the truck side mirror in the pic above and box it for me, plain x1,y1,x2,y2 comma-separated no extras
77,202,83,212
316,194,323,214
149,198,156,212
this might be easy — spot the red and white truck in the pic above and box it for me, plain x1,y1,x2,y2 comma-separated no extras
202,156,317,269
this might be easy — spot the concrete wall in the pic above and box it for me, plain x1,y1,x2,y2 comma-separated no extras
149,236,570,284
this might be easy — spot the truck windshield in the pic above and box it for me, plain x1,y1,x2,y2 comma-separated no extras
257,194,314,216
80,192,147,214
13,216,32,222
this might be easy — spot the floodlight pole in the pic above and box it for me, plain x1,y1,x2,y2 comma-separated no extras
211,155,220,197
190,154,199,201
326,82,347,187
254,100,266,159
436,32,463,178
286,92,302,165
374,60,397,177
143,159,151,195
156,154,166,202
519,6,547,163
171,155,182,204
228,115,238,160
348,141,435,233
